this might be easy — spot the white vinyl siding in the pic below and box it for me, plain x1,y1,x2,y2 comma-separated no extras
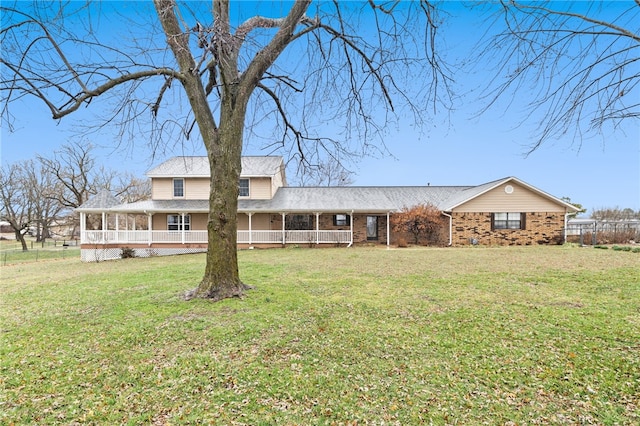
453,183,563,213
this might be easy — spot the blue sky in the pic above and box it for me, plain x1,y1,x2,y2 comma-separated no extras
1,1,638,214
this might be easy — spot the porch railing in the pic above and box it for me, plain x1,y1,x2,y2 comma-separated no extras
81,230,352,245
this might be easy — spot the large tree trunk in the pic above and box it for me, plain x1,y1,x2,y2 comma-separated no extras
186,107,251,301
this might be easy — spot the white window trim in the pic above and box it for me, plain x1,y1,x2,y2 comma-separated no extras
173,178,185,198
239,178,250,197
167,214,190,231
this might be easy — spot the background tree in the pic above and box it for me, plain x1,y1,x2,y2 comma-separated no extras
1,1,449,301
37,142,150,235
0,163,33,251
293,158,355,187
591,207,640,221
23,160,64,242
477,1,639,151
390,203,445,246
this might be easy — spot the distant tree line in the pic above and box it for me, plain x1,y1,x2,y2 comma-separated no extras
590,208,640,221
0,142,150,251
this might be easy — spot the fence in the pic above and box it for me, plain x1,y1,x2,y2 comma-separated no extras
566,220,640,245
0,239,80,265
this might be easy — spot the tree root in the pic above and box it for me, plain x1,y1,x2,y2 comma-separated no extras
184,281,254,302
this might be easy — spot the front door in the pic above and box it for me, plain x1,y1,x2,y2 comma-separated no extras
366,216,378,240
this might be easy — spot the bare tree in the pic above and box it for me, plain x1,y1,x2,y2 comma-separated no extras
477,1,639,151
0,163,33,251
23,160,64,242
1,1,449,300
292,158,355,187
35,142,150,235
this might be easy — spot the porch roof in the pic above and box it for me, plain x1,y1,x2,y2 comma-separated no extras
76,190,121,212
93,185,474,214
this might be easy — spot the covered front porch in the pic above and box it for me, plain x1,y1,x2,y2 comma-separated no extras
77,208,393,261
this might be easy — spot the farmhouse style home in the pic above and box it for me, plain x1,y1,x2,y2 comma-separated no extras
77,156,580,261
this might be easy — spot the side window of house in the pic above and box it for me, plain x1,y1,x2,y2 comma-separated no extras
492,212,525,230
173,178,184,198
286,214,313,230
168,214,190,231
333,214,350,226
239,178,249,197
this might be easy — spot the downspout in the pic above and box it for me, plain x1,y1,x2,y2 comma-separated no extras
563,210,569,244
442,212,453,246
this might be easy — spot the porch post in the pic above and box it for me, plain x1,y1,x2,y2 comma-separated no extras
181,212,186,244
115,214,120,243
247,212,253,245
147,213,153,246
80,212,86,243
281,212,286,244
315,212,320,244
101,212,107,243
386,212,390,247
349,211,354,246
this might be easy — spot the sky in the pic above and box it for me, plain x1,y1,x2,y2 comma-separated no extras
1,1,639,215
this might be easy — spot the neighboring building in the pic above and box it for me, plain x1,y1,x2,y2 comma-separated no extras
76,156,580,261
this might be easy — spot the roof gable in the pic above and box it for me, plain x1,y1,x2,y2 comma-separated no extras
444,177,580,212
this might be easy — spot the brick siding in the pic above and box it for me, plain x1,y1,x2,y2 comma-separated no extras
451,212,565,246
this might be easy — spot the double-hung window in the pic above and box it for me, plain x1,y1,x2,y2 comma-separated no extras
492,212,525,230
238,178,249,197
168,214,190,231
173,178,184,198
333,214,350,226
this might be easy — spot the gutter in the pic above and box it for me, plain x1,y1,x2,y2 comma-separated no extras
442,212,453,246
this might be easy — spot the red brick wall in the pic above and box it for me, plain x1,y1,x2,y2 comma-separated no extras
451,212,565,246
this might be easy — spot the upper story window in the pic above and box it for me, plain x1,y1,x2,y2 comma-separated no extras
173,178,184,198
492,212,525,230
333,214,350,226
239,178,249,197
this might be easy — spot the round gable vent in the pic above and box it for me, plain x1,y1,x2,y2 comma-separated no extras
504,185,514,194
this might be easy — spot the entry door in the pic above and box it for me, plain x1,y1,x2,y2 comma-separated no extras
366,216,378,240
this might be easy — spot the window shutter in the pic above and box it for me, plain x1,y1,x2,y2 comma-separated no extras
491,213,495,231
521,213,527,230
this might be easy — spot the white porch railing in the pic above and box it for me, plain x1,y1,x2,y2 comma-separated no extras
82,230,352,245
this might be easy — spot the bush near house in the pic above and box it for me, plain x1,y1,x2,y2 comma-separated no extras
390,203,446,245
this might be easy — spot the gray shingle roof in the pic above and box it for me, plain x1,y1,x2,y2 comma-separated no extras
237,186,474,213
76,190,120,211
78,167,580,215
146,156,284,178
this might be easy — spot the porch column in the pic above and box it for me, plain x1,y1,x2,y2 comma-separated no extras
386,212,390,247
101,212,107,243
147,213,153,246
315,212,320,244
247,212,253,245
115,214,120,243
80,212,86,243
281,212,286,244
181,212,186,244
349,211,354,246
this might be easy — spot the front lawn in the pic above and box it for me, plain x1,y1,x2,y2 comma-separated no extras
1,246,638,424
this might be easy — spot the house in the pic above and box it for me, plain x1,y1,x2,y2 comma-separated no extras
76,156,580,261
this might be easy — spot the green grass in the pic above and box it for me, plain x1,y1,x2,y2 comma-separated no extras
1,246,639,424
